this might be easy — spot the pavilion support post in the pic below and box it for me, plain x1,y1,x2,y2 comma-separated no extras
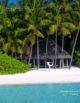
45,61,47,68
66,59,68,68
69,29,80,69
33,59,35,68
62,60,64,68
52,58,54,68
54,57,56,68
60,59,63,68
59,59,61,68
37,36,40,68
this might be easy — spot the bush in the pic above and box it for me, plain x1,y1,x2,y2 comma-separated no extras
0,53,30,74
74,50,80,67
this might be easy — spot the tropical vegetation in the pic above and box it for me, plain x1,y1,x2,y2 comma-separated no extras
0,0,80,70
0,54,29,74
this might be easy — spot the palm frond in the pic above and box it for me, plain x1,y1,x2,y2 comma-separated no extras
48,24,57,35
0,24,4,30
36,30,44,38
40,19,52,27
27,24,35,31
61,27,71,36
62,22,76,31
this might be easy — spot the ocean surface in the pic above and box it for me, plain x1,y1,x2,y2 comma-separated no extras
0,83,80,103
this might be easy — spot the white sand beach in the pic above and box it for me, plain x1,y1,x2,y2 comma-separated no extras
0,67,80,85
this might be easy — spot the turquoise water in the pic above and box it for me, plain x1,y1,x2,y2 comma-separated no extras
0,83,80,103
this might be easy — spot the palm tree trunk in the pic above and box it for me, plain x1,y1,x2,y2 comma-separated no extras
28,44,33,66
61,35,64,68
20,54,23,60
37,36,40,68
54,30,57,68
62,35,64,54
45,37,48,67
69,29,80,69
15,52,17,58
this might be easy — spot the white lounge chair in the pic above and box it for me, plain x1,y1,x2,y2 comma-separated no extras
47,62,53,70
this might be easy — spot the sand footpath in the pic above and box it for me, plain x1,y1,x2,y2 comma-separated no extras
0,67,80,85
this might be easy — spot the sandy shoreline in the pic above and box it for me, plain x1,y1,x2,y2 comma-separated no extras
0,67,80,85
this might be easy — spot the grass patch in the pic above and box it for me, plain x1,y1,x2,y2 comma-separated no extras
0,54,30,75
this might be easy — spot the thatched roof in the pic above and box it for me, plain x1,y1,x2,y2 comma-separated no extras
32,38,71,60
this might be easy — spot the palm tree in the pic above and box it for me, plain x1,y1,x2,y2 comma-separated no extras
0,4,9,53
46,4,61,68
24,1,45,68
0,0,80,69
69,0,80,68
0,36,4,53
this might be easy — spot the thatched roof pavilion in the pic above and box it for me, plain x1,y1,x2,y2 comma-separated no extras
30,38,71,68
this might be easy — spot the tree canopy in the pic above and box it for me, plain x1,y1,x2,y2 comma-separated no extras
0,0,80,65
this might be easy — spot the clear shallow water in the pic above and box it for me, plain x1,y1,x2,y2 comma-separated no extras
0,84,80,103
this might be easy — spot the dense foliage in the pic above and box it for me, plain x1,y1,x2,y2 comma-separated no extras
74,50,80,66
0,0,80,66
0,53,29,74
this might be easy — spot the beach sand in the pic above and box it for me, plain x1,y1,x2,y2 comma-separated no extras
0,67,80,85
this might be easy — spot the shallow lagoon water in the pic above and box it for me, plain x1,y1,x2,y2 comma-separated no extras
0,83,80,103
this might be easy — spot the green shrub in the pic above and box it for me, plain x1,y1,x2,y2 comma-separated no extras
74,50,80,67
0,54,30,74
